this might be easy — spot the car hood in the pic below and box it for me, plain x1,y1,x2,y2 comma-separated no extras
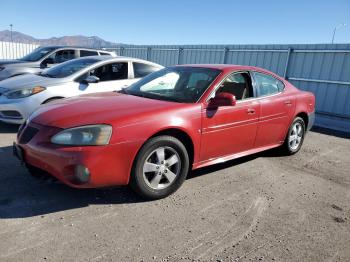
0,59,36,67
0,74,69,90
30,92,188,129
0,59,25,65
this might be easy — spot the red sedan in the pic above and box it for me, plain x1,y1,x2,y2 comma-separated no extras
14,65,315,199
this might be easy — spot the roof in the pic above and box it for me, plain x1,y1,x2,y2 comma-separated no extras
175,64,253,70
175,64,277,73
39,45,113,52
173,64,283,79
66,55,163,67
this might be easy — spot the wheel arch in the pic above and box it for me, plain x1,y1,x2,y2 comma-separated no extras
148,128,195,166
41,96,65,104
295,111,309,130
127,127,196,186
283,111,309,142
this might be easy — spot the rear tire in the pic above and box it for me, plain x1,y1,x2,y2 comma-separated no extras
130,136,189,200
281,117,305,155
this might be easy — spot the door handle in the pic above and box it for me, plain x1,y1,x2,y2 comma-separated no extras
247,108,255,114
284,100,292,106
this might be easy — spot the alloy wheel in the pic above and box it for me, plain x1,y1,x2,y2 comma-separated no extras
289,122,304,151
142,146,181,190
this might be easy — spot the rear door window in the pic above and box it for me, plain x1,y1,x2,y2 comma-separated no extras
99,52,111,56
80,50,99,57
253,72,284,97
133,62,160,78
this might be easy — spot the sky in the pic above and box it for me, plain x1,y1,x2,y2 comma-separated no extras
1,0,349,45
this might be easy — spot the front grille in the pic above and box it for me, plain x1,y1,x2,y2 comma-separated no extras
19,126,39,144
0,110,22,118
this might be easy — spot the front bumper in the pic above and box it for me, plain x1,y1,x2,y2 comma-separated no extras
0,94,45,124
15,122,141,188
0,70,12,81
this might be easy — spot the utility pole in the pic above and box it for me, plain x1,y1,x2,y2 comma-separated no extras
332,23,346,44
9,24,13,43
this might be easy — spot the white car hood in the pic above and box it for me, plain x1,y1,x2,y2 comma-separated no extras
0,74,70,91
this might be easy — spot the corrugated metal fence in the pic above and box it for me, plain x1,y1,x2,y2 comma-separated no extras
0,42,349,131
0,41,39,59
107,44,350,132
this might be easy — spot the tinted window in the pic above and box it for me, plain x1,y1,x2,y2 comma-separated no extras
254,72,284,97
42,58,99,78
45,49,76,64
80,50,98,57
126,67,221,103
216,72,253,100
99,52,111,56
133,62,160,78
90,62,128,81
19,46,56,62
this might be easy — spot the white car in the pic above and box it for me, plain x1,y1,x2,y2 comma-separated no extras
0,56,163,124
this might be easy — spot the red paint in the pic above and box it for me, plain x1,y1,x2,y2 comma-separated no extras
17,65,315,188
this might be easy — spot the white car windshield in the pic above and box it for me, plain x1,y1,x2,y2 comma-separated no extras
125,67,221,103
19,46,56,62
41,58,99,78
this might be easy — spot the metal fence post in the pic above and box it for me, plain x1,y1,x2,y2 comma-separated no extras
222,47,229,64
283,48,292,79
177,47,184,65
146,47,152,61
119,46,125,56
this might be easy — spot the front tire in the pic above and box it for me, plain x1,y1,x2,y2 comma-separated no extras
130,136,189,200
282,117,306,155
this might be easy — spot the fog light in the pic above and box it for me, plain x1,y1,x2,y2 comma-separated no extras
75,165,90,183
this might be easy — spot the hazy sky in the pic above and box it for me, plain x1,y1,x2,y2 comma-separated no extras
1,0,349,44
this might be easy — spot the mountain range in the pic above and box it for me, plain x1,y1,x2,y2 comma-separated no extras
0,30,120,48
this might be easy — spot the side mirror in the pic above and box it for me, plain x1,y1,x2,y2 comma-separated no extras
208,92,236,109
81,75,100,84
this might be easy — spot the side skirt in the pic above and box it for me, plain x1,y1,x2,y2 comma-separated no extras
192,143,282,170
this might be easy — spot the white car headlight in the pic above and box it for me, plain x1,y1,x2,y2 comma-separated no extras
4,86,46,99
51,125,112,146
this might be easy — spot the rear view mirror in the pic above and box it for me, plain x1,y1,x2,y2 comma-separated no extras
208,92,236,109
81,75,100,84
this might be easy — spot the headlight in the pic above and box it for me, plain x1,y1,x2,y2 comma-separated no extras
51,125,112,146
4,86,46,99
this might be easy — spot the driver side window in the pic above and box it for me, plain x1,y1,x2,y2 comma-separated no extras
89,62,128,82
215,72,253,100
44,49,76,64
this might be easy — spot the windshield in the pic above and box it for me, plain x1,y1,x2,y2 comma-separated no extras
125,67,221,103
19,46,56,62
42,58,99,78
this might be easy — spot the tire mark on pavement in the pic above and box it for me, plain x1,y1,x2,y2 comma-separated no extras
190,196,268,260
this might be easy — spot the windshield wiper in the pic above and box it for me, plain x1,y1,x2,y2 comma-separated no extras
117,87,129,94
146,92,182,102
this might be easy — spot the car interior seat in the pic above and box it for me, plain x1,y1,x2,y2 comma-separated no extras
216,73,253,100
